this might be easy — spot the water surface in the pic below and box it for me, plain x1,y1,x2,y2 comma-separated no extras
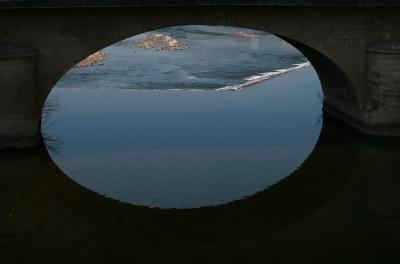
43,26,322,208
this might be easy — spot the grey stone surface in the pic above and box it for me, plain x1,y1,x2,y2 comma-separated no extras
366,40,400,54
364,40,400,135
0,42,37,58
0,43,40,148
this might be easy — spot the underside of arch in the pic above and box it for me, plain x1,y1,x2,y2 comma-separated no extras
278,36,360,122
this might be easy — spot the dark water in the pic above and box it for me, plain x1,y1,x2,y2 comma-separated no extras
1,26,399,262
1,119,400,263
42,26,320,208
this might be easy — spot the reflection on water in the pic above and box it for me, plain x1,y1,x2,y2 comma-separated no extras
1,119,399,263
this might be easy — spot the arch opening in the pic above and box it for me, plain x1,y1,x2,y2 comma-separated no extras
41,25,324,209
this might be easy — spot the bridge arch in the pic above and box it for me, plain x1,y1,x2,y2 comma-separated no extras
40,23,358,138
2,5,400,148
42,24,357,111
39,24,357,147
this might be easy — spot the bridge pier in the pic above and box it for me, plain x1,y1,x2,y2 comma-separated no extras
322,40,400,136
0,43,40,149
359,40,400,136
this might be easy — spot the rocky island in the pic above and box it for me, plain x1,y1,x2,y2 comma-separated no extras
73,33,187,68
74,51,106,68
131,33,188,50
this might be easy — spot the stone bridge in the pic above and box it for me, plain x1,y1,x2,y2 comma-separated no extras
1,0,400,148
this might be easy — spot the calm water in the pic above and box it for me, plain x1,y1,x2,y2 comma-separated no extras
1,26,399,263
42,26,322,208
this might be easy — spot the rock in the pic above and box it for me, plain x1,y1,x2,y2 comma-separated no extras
74,51,106,68
131,33,188,51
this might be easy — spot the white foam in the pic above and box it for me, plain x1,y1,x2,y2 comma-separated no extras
167,88,184,91
167,88,205,92
165,62,310,93
215,62,311,91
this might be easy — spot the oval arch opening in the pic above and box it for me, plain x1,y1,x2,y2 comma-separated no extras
41,25,323,209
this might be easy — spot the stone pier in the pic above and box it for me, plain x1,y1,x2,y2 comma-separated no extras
0,43,40,148
361,40,400,136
